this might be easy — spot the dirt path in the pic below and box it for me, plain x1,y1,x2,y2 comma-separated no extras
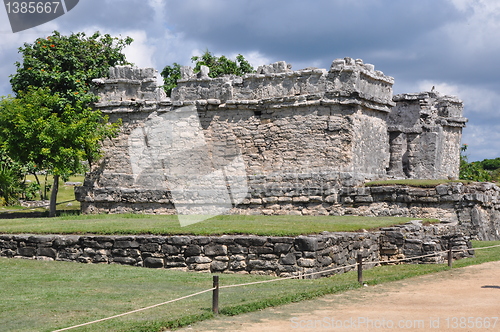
177,261,500,332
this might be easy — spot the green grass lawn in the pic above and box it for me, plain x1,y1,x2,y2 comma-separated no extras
0,240,498,332
0,214,434,236
365,179,472,188
0,175,84,214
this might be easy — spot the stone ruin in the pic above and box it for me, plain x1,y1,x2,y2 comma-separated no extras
75,57,471,220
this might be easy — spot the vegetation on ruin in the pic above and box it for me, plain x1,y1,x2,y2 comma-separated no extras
365,179,471,188
459,144,492,182
0,214,435,236
1,240,498,332
161,50,255,96
0,31,131,215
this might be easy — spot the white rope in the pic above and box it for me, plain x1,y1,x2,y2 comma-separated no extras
51,287,215,332
51,243,500,331
466,243,500,251
364,250,449,266
220,263,359,289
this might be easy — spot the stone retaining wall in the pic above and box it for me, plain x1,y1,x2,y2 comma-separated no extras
0,221,472,277
332,182,500,241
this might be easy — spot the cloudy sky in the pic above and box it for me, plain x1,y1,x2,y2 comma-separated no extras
1,0,499,161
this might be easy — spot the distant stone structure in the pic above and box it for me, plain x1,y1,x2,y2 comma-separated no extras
388,92,466,179
75,58,468,217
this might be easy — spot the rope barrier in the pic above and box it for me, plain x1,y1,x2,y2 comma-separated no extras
364,250,449,266
466,243,500,251
220,263,359,289
50,243,500,331
51,287,215,332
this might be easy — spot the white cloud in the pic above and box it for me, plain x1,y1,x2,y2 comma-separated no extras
122,30,156,68
443,0,500,55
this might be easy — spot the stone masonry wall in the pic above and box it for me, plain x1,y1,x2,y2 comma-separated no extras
331,182,500,241
76,58,467,216
0,221,472,277
76,58,399,215
388,92,466,180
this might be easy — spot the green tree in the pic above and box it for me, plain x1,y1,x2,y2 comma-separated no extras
191,51,255,78
5,30,131,216
459,144,491,182
479,158,500,171
10,31,133,111
160,62,181,97
161,50,255,96
0,148,23,206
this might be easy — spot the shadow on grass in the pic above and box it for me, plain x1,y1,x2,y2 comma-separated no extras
0,209,80,219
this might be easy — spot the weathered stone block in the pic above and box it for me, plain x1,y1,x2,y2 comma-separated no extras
37,248,57,259
204,244,227,256
211,261,228,271
144,257,164,268
140,243,160,252
273,243,292,254
297,258,317,267
228,245,247,254
295,237,318,251
162,245,180,255
186,256,211,264
184,245,202,256
280,253,297,265
114,240,140,249
113,257,137,265
249,246,274,255
18,247,36,257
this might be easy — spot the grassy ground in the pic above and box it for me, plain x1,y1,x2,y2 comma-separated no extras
0,241,498,332
365,179,472,188
0,214,434,236
0,175,83,214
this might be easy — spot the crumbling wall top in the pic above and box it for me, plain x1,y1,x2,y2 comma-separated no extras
389,90,467,132
171,57,395,111
92,65,167,106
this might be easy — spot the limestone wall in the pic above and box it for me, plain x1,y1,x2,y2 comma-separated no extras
0,222,472,277
331,182,500,241
76,58,468,217
388,92,466,179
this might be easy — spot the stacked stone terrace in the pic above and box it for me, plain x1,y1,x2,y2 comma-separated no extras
76,58,467,217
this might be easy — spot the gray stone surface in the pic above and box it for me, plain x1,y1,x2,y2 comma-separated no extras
0,224,473,277
76,57,467,216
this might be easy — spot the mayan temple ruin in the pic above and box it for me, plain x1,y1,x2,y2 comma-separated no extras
73,57,500,228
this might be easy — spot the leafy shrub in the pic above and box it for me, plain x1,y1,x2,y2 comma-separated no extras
0,149,23,205
161,50,255,96
479,158,500,170
459,144,491,182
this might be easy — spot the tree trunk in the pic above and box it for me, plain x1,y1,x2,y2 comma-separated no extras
49,175,59,217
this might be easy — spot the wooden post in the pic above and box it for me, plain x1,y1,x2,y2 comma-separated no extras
212,275,219,315
357,254,363,284
447,240,453,268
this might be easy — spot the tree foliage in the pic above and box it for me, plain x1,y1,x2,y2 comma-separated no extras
2,30,131,215
0,148,23,206
10,31,133,111
0,88,120,174
161,50,255,96
459,144,492,182
160,62,181,97
479,158,500,171
191,51,255,78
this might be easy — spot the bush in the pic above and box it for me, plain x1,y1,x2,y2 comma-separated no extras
0,150,23,205
161,51,255,96
459,144,491,182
